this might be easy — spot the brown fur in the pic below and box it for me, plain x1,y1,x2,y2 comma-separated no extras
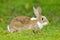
9,16,30,27
9,16,39,32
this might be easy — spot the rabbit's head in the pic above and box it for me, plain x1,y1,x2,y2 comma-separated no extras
33,6,49,26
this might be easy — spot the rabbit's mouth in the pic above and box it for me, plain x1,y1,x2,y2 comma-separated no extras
42,22,49,26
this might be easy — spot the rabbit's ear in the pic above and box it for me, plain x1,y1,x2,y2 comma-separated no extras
33,6,42,18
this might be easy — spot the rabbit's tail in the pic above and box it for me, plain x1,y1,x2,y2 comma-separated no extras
7,25,10,32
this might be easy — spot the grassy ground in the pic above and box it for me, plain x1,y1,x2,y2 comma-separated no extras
0,0,60,40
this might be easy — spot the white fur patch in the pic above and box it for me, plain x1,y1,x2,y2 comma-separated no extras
37,22,43,29
37,22,48,29
31,17,36,20
7,25,10,32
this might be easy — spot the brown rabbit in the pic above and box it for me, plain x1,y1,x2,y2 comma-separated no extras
7,6,49,32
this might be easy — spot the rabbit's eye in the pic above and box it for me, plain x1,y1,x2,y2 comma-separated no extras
42,18,43,20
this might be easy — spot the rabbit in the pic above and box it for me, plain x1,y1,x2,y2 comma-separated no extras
7,6,49,32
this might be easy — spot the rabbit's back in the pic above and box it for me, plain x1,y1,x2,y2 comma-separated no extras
9,16,31,27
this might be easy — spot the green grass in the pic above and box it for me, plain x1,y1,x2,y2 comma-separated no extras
0,0,60,40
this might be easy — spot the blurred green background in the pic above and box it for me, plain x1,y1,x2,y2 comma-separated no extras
0,0,60,40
